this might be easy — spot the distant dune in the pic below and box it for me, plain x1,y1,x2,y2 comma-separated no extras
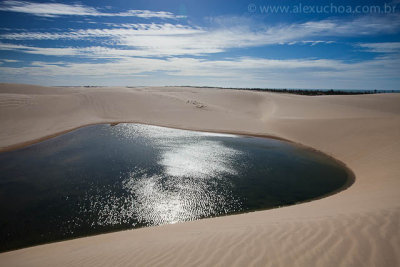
0,84,399,266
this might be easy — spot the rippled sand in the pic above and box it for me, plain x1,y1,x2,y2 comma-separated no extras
0,84,399,266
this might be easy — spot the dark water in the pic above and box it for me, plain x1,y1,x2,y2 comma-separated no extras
0,124,351,252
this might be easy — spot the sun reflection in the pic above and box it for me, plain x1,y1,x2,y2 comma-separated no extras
83,124,244,226
161,140,240,178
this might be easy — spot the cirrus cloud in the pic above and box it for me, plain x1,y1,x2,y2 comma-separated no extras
0,1,185,19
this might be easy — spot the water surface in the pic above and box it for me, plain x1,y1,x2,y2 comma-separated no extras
0,124,350,251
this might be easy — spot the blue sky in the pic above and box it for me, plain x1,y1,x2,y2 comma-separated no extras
0,0,399,89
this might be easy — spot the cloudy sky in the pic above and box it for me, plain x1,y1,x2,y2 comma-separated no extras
0,0,399,89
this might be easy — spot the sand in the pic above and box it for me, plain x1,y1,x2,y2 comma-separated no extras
0,83,399,266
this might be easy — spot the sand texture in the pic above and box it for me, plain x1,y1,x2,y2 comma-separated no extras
0,83,399,266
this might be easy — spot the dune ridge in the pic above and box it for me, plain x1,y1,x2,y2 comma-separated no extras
0,84,399,266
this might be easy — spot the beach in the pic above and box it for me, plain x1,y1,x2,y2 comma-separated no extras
0,83,399,266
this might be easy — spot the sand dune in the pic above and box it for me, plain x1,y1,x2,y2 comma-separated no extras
0,84,399,266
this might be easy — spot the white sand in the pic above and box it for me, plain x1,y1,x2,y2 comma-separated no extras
0,83,399,266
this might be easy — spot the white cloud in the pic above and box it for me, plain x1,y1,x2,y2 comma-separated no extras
0,41,215,58
288,40,335,46
0,54,398,80
357,42,400,53
0,23,203,41
1,14,399,57
1,54,399,89
0,1,185,18
117,10,185,19
0,1,98,17
2,59,20,62
0,42,81,56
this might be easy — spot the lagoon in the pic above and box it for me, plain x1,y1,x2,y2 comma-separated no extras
0,123,351,251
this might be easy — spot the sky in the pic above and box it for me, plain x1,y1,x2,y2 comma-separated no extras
0,0,399,89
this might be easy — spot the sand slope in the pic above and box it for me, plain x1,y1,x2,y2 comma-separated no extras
0,84,399,266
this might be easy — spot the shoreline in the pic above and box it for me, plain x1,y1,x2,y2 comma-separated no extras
0,120,292,153
0,84,399,266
